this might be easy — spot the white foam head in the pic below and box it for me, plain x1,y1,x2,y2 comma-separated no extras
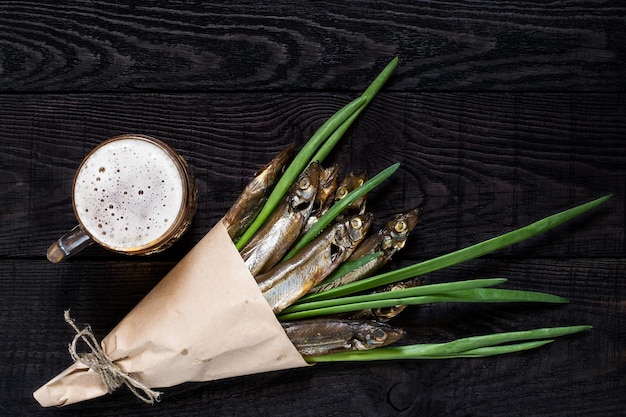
73,136,185,251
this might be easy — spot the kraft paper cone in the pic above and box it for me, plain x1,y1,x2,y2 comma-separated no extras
34,220,308,407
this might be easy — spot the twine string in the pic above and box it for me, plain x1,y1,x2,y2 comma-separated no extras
64,310,162,405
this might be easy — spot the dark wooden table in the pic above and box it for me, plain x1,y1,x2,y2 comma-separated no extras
1,2,625,416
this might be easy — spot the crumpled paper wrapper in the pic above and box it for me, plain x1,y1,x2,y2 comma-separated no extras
34,219,309,407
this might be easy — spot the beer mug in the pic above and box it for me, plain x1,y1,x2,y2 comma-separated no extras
47,134,197,263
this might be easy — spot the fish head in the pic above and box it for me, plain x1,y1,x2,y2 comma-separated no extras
289,162,320,212
335,172,367,200
253,143,295,179
345,212,374,246
372,305,409,321
334,172,368,218
381,207,423,251
372,277,424,321
334,172,353,201
401,207,423,232
353,321,406,350
316,164,339,208
329,213,374,265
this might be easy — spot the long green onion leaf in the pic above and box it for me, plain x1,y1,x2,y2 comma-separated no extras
416,340,555,358
278,287,568,320
283,163,400,260
305,325,591,362
282,278,507,315
235,96,366,249
309,102,366,166
310,57,399,164
300,195,612,301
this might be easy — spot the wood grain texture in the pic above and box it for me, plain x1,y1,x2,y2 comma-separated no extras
0,1,624,92
0,1,625,416
1,92,623,259
0,91,624,416
1,258,623,416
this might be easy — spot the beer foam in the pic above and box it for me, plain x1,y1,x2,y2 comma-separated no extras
73,138,184,251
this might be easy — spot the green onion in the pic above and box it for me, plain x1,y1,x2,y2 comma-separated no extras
282,278,507,315
234,96,366,249
300,195,612,302
283,163,400,260
310,56,399,164
235,57,399,250
417,340,555,358
305,325,591,362
278,287,568,320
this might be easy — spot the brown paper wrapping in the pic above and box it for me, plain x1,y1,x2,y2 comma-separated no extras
33,220,309,407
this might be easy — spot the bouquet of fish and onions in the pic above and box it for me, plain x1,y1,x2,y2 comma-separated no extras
220,57,611,363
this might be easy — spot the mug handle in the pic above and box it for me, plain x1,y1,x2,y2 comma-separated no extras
47,225,94,263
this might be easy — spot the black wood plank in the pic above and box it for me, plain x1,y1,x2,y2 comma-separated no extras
0,94,624,416
1,92,623,259
1,258,623,416
1,1,625,415
0,1,624,92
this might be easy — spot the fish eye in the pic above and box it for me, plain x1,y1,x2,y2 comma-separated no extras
350,217,362,229
336,187,348,199
374,329,387,341
298,177,310,189
394,221,407,233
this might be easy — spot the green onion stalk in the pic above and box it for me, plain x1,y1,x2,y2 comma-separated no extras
307,326,592,363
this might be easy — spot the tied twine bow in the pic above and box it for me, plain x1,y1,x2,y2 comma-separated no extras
64,310,162,405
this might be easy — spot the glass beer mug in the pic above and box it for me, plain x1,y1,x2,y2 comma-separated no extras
47,134,197,263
